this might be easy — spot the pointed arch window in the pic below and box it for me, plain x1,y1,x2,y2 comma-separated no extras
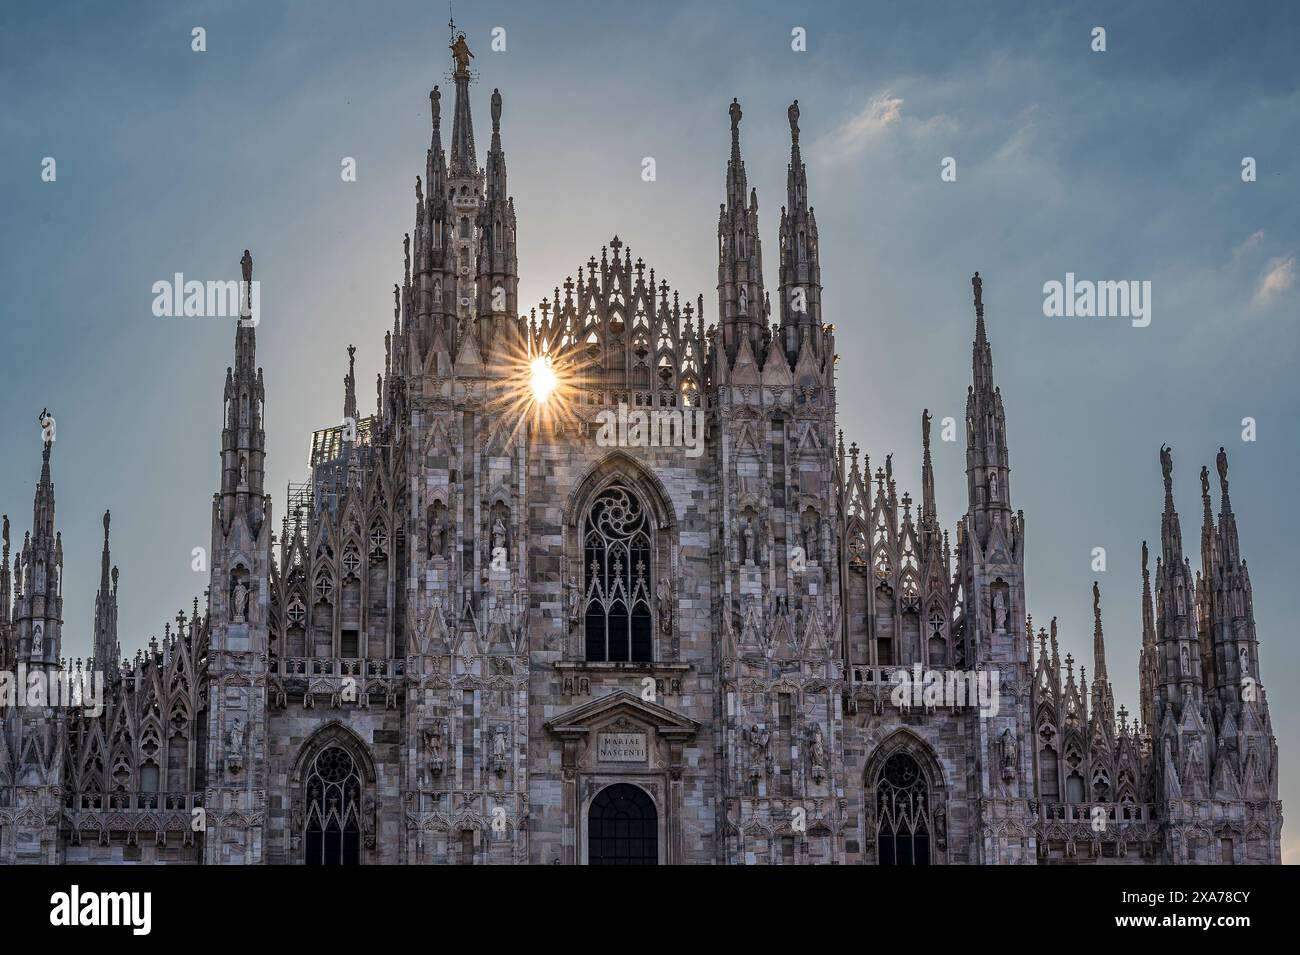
876,752,932,865
582,483,653,662
304,746,362,865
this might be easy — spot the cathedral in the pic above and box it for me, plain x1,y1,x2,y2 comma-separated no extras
0,35,1282,865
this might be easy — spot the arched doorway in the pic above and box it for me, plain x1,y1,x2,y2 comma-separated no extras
875,751,932,865
304,745,362,865
588,783,657,865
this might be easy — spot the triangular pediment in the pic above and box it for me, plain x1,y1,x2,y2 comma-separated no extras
545,689,699,738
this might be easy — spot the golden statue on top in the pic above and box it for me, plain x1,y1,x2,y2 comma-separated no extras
450,32,473,72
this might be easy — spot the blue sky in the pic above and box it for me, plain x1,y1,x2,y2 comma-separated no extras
1,0,1297,859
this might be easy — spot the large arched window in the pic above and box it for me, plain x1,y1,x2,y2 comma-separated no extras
582,483,653,662
876,752,932,865
588,783,657,865
304,746,362,865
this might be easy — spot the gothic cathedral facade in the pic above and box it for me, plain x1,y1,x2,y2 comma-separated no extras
0,38,1282,865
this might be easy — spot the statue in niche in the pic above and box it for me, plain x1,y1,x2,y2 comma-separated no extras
988,472,999,502
999,727,1018,784
566,575,582,623
427,502,447,558
364,795,377,849
1239,645,1250,678
801,510,819,562
741,517,755,566
992,587,1007,633
32,624,43,657
749,724,773,781
492,516,508,560
808,724,828,783
656,578,673,635
1180,644,1190,676
491,728,509,777
423,725,444,782
232,579,248,623
738,285,748,316
239,455,248,485
226,717,247,774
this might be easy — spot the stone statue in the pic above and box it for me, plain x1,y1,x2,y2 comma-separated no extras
738,285,748,316
802,514,818,562
239,455,248,485
450,33,473,72
741,518,755,565
656,578,673,635
788,99,800,139
1180,644,1190,676
289,805,302,850
491,728,508,777
226,717,246,775
1160,444,1173,486
566,575,582,623
749,724,772,780
808,724,827,783
232,580,248,623
1200,464,1210,498
992,588,1007,632
32,623,43,656
424,726,444,781
1217,446,1229,488
1239,645,1250,678
922,408,931,446
988,471,999,502
427,504,446,558
492,517,508,557
999,727,1018,783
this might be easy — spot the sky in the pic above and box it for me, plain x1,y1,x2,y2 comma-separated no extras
1,0,1297,860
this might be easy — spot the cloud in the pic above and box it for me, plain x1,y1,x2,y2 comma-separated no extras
819,90,903,161
1254,254,1296,306
1234,229,1265,259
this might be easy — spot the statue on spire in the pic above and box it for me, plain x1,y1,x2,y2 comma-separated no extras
729,98,742,134
1160,443,1173,491
1217,445,1229,491
788,100,800,141
451,32,473,73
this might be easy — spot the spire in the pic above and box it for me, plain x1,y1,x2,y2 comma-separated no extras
920,409,939,551
717,98,764,364
448,30,477,180
1139,539,1158,729
1153,444,1202,713
93,509,119,669
219,249,267,531
1091,580,1114,724
343,344,357,422
778,99,822,344
964,272,1011,543
32,411,56,546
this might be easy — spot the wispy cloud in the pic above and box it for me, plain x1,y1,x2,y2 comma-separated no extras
819,90,903,162
1254,254,1296,306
